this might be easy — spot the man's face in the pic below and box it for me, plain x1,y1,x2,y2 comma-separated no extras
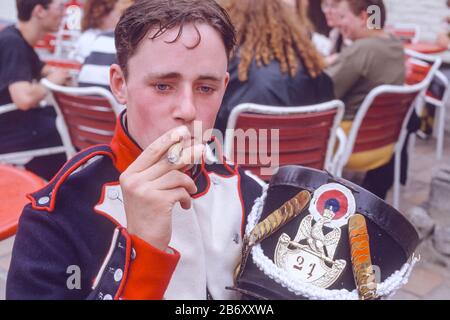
40,0,65,32
335,1,367,40
110,23,229,149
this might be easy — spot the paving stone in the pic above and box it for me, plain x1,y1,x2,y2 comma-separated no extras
390,289,420,300
407,190,429,206
416,240,450,270
433,226,450,256
402,266,445,297
424,284,450,300
0,255,11,273
0,272,6,300
407,206,435,240
429,168,450,226
0,237,15,258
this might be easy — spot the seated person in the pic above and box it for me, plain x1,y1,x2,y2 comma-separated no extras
77,31,116,90
215,0,334,135
326,0,411,199
76,0,134,90
75,0,133,62
321,0,346,59
7,0,263,300
0,0,72,180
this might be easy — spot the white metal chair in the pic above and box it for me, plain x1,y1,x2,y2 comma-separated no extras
224,100,346,180
41,78,125,158
405,49,446,160
334,80,430,210
0,103,68,165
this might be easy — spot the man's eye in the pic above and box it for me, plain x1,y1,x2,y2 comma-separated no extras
155,84,171,91
198,86,215,94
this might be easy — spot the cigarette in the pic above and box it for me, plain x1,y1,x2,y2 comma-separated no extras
167,142,183,164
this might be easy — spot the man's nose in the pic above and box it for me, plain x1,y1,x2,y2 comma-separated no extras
173,86,197,122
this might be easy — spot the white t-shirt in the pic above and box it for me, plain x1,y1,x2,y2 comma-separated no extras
74,29,104,62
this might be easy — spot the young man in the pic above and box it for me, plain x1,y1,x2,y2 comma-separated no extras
0,0,72,180
7,0,262,300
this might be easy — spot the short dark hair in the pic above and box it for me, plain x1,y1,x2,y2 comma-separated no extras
345,0,386,28
115,0,236,79
16,0,52,22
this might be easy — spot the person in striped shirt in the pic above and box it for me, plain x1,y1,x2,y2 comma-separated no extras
77,31,116,90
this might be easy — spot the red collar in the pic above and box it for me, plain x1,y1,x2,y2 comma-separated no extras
110,111,142,173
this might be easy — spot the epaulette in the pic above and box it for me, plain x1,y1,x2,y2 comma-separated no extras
27,145,115,212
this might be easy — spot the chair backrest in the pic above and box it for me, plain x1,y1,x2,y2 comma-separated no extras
404,49,442,86
335,81,428,176
405,57,431,85
224,100,345,180
351,91,418,153
41,79,124,157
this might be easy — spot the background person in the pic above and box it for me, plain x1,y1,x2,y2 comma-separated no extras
214,0,334,135
0,0,72,180
75,0,133,62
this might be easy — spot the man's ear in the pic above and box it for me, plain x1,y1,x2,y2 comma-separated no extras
110,64,127,105
32,4,48,20
224,71,230,90
359,11,369,27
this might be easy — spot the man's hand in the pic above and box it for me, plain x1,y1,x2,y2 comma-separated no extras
119,126,204,252
46,68,72,86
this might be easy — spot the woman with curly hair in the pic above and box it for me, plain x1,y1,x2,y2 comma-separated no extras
214,0,334,135
75,0,133,61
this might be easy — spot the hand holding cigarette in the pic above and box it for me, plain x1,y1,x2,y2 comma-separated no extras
119,126,205,251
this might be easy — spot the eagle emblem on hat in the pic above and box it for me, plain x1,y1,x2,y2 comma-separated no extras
274,183,356,288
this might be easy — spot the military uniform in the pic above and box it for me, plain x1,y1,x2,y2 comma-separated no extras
6,111,263,300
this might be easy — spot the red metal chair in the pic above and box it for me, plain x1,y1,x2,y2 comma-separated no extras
0,165,46,240
41,79,125,158
224,100,346,181
334,81,429,209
